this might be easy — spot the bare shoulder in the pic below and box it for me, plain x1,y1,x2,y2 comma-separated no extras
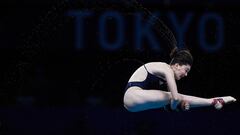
145,62,172,75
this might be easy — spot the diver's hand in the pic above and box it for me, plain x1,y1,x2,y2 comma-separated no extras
170,99,181,110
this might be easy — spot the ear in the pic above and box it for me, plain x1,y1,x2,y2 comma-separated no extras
174,63,180,68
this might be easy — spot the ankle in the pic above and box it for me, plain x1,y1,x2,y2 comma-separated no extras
212,98,225,110
212,98,225,105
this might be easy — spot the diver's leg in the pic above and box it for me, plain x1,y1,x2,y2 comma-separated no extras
123,87,236,112
178,94,236,109
123,87,171,112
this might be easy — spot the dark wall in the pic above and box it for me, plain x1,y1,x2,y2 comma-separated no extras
0,0,239,135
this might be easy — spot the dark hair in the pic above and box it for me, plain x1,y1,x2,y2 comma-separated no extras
169,47,193,66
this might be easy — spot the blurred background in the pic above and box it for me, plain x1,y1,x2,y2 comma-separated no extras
0,0,240,135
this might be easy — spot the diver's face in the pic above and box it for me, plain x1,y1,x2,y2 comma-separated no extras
172,63,191,80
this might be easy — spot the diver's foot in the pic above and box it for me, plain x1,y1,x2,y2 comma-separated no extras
212,96,236,110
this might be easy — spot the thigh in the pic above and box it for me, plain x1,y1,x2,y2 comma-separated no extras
123,87,172,112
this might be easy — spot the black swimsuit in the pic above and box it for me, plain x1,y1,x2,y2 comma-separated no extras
125,65,167,90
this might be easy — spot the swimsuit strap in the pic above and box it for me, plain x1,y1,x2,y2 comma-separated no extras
143,64,150,73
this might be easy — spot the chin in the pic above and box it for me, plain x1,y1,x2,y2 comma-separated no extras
177,77,182,80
